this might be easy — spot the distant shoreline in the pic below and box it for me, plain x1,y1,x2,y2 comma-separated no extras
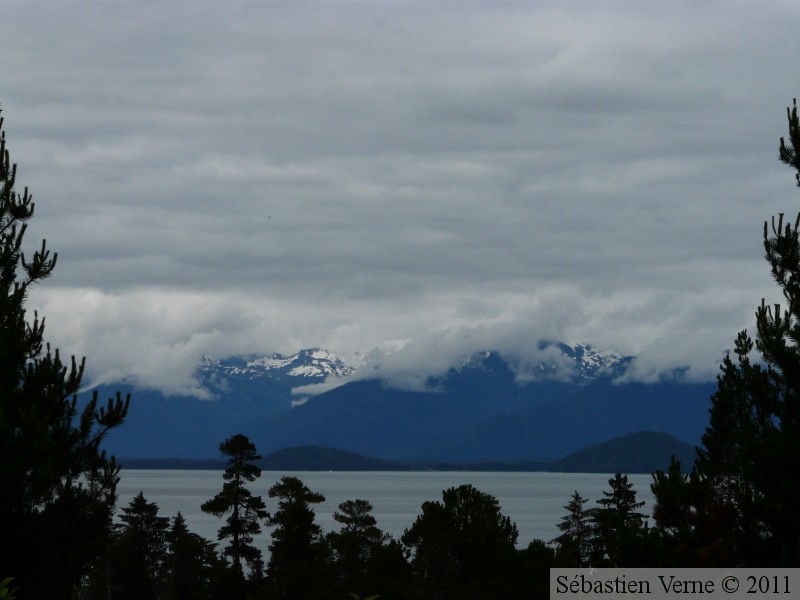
119,430,696,474
118,457,555,473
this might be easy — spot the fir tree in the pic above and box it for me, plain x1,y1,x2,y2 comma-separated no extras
265,476,331,600
551,491,592,567
0,107,129,598
201,434,268,578
164,512,221,600
110,492,170,599
589,473,648,567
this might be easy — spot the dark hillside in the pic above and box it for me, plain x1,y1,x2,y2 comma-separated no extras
552,431,696,473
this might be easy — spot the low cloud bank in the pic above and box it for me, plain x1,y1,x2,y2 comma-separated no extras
29,282,758,399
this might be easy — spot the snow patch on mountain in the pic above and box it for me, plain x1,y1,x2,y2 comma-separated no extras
199,348,354,382
466,342,631,385
560,343,631,380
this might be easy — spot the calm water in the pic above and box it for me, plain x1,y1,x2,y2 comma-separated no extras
117,470,655,548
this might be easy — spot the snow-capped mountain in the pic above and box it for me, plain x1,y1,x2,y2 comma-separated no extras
196,342,629,395
95,341,713,462
247,349,354,378
453,343,632,386
556,343,632,380
193,341,632,394
198,348,354,383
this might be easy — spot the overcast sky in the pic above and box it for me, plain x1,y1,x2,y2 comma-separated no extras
3,1,800,395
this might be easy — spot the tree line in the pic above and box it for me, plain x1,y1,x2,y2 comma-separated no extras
72,432,633,599
3,98,800,597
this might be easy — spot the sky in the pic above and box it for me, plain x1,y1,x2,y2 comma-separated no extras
3,1,800,396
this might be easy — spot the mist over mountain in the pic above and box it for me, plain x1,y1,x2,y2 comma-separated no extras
95,342,714,462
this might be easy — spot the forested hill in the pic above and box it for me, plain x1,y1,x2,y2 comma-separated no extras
261,445,400,471
550,431,695,473
255,431,693,473
122,431,695,474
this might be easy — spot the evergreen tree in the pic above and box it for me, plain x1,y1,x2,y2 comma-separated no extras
551,491,592,567
265,476,331,600
327,499,390,599
695,331,775,564
652,99,800,567
589,473,648,567
355,538,417,600
0,107,129,598
328,499,385,567
109,492,170,599
650,456,738,566
201,434,268,578
164,512,221,600
513,539,557,598
401,484,519,600
746,99,800,563
696,332,769,506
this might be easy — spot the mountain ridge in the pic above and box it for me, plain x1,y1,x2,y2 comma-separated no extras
199,348,354,382
94,343,714,462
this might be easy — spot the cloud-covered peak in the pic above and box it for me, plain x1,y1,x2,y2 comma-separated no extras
298,336,636,397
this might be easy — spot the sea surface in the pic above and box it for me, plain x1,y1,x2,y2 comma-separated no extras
117,469,656,548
